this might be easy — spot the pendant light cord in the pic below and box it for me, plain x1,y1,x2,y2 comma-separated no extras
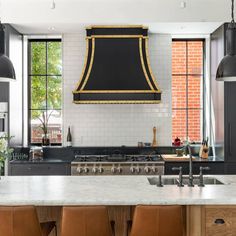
232,0,235,23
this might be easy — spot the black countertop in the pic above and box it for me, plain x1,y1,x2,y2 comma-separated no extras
163,156,224,163
194,156,224,162
9,158,72,164
10,146,224,164
9,155,224,164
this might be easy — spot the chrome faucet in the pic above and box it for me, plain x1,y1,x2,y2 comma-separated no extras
183,144,194,187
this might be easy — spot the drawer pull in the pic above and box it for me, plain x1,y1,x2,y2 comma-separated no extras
214,219,225,224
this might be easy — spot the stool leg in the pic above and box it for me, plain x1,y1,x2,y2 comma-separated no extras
54,224,57,236
127,220,132,236
110,221,115,236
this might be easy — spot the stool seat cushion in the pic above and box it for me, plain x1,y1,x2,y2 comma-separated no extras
61,206,112,236
0,206,56,236
130,205,185,236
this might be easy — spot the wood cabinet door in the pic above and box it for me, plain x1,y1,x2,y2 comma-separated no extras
205,207,236,236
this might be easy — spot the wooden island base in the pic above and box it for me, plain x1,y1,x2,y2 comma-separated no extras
36,205,236,236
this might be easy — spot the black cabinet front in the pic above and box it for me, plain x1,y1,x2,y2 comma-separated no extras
9,163,70,176
165,162,224,175
225,82,236,162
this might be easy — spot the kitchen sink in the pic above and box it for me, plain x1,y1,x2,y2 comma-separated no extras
148,176,224,186
181,176,224,185
148,177,179,185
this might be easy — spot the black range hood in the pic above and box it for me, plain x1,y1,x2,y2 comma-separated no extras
73,25,161,104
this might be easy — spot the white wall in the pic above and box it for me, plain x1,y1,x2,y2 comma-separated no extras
8,26,23,146
63,32,172,146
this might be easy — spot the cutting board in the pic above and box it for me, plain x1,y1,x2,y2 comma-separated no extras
162,154,196,161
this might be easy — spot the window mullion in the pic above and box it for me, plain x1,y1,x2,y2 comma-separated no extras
46,41,48,116
186,41,189,141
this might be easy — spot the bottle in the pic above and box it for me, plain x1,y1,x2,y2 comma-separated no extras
199,138,204,158
66,126,72,147
206,137,209,147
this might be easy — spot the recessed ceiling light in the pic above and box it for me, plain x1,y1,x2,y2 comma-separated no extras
48,26,55,31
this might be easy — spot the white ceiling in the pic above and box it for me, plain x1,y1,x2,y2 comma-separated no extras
0,0,230,34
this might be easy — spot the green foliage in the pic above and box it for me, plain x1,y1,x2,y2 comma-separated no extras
31,76,46,111
48,42,62,75
30,41,62,124
47,76,62,110
0,135,14,168
31,42,46,75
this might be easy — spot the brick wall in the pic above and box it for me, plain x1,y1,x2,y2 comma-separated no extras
172,40,203,143
62,32,172,146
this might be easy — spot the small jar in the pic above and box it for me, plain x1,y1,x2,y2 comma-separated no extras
29,147,43,161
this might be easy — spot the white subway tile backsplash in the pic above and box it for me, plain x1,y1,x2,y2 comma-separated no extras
62,32,172,146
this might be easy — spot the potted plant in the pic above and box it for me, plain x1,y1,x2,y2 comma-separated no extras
38,111,53,146
0,135,13,176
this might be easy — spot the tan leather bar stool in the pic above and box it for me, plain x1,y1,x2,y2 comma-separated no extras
130,205,185,236
61,206,113,236
0,206,56,236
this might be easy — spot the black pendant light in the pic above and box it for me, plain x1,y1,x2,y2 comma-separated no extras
216,0,236,81
0,22,15,80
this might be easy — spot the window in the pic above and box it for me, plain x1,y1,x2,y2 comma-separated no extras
172,39,204,143
29,39,62,145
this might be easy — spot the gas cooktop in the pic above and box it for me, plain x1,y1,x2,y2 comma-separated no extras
71,153,164,175
72,154,163,163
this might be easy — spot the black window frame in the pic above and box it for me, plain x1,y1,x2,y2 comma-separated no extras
172,38,206,143
28,38,62,146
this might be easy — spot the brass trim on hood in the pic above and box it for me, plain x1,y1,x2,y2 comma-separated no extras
75,90,160,93
145,38,161,93
73,39,89,94
74,100,161,104
73,25,162,104
73,36,158,94
86,25,148,29
139,38,154,91
87,35,148,39
80,38,95,91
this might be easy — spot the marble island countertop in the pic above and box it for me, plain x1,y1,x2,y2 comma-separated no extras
0,175,236,206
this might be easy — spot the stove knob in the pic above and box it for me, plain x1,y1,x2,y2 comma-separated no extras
98,167,104,173
83,167,89,173
144,166,150,173
130,166,135,173
92,167,97,173
111,166,116,173
76,167,82,173
136,167,141,173
151,166,156,173
117,166,122,173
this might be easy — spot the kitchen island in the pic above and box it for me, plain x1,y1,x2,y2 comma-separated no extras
1,175,236,236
